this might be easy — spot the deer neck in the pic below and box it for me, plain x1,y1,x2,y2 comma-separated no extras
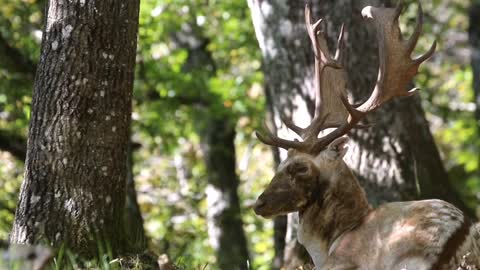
297,162,371,267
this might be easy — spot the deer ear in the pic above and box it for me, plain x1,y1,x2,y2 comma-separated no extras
325,137,349,160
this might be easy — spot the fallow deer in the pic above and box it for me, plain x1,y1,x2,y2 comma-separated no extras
253,1,480,269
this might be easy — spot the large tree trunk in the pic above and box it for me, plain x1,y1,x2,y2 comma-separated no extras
248,0,471,268
10,0,140,256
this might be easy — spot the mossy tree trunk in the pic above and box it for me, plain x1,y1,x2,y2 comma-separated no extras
10,0,140,256
248,0,471,268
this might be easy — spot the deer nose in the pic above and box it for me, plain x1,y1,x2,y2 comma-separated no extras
254,198,266,213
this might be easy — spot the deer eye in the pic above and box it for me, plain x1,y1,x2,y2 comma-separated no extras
287,162,310,177
296,165,309,174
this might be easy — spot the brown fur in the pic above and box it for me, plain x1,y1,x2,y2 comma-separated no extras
299,161,371,246
254,141,480,269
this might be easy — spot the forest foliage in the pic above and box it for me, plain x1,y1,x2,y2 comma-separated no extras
0,0,479,269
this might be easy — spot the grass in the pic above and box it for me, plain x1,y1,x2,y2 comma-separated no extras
0,237,218,270
0,241,158,270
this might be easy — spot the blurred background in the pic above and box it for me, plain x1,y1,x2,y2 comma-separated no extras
0,0,479,269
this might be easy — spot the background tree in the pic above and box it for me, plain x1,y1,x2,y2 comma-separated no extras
248,0,473,267
470,1,480,132
10,0,140,256
131,0,263,267
174,22,250,269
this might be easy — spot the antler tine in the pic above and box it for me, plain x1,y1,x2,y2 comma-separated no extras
413,40,437,65
340,94,363,120
252,4,340,153
305,4,342,69
255,122,306,151
304,3,347,136
406,0,423,54
308,25,349,138
255,2,434,155
305,3,321,57
335,24,346,62
309,1,435,153
356,1,436,113
309,95,362,153
280,114,305,138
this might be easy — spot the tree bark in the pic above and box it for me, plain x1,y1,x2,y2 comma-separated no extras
10,0,140,256
248,0,472,268
123,142,147,252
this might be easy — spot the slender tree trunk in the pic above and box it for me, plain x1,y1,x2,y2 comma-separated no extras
470,2,480,208
470,3,480,126
248,0,472,268
10,0,140,256
175,24,250,269
201,117,250,270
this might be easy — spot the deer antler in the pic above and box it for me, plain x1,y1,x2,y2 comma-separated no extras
256,0,435,154
256,3,348,151
357,1,436,112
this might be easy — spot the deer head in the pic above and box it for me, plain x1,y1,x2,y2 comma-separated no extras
254,137,349,218
253,0,436,219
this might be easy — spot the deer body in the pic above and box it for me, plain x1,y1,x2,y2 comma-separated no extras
300,198,480,269
298,160,480,269
252,1,480,269
256,147,480,269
